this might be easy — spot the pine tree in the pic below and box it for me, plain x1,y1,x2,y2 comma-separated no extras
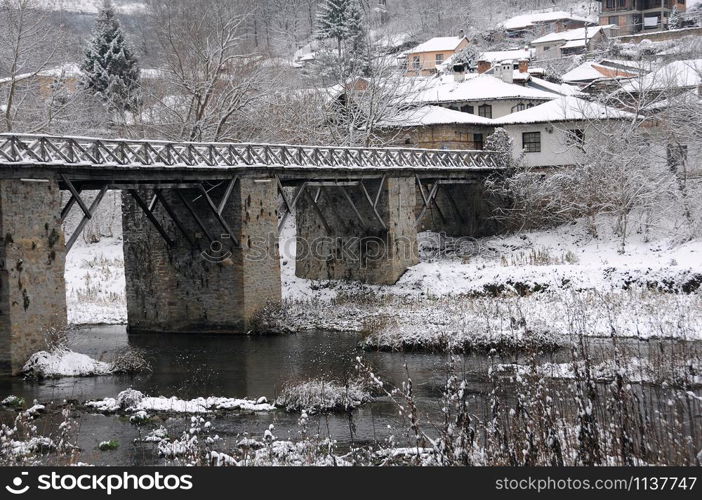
81,0,140,113
315,0,366,56
668,6,682,30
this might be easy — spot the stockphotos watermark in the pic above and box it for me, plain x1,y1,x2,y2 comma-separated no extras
4,470,192,496
199,232,483,264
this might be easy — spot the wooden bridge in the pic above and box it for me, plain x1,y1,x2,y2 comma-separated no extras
0,134,504,375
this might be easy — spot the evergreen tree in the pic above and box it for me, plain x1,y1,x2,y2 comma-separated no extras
81,0,140,113
315,0,366,56
668,6,682,30
315,0,368,79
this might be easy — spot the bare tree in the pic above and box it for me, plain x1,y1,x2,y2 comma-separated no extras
0,0,65,132
143,0,274,142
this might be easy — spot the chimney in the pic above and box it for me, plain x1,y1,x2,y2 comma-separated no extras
499,60,514,84
477,59,491,74
458,29,465,39
518,58,529,74
453,63,465,82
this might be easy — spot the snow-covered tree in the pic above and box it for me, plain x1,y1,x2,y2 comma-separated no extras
668,5,682,30
484,128,517,169
81,0,140,113
315,0,367,60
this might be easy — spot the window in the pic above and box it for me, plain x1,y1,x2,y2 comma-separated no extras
526,103,534,108
512,103,526,112
618,0,626,7
543,45,550,51
412,56,420,70
460,104,474,114
522,132,541,153
567,129,585,150
478,104,492,118
609,15,619,25
435,53,444,65
473,133,484,150
605,0,615,8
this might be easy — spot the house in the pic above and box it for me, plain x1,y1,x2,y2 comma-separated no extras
530,25,616,60
562,59,643,86
412,71,557,118
597,0,686,35
617,58,702,108
377,105,495,149
0,63,82,98
500,10,598,37
494,95,635,167
405,35,470,76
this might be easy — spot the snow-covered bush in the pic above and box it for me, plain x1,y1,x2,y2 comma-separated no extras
275,378,373,413
22,349,113,379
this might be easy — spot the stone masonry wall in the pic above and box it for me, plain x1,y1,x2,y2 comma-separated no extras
122,177,280,334
0,179,67,374
296,176,418,285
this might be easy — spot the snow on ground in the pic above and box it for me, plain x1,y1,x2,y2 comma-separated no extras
86,389,275,414
22,349,112,378
281,215,702,301
65,237,126,325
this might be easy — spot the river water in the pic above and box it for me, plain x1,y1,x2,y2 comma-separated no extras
0,326,698,465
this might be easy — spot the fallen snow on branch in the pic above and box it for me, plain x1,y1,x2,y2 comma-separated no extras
85,389,275,414
22,349,113,378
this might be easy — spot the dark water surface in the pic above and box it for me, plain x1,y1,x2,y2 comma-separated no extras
0,326,697,465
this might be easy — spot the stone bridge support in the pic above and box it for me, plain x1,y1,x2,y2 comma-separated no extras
122,176,280,334
0,179,67,375
295,176,418,285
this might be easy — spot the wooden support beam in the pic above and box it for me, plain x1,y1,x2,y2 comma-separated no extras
153,190,194,246
305,188,332,235
359,179,387,230
60,193,78,223
66,185,108,252
277,180,308,232
176,190,216,244
339,184,366,228
128,189,175,248
198,184,239,247
60,174,91,219
217,176,238,215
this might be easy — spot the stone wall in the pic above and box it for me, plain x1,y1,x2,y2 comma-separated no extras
295,177,418,285
122,177,280,334
0,179,67,374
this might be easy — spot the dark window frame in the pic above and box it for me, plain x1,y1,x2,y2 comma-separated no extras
478,104,492,118
522,131,541,153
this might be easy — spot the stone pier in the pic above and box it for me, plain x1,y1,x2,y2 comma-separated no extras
0,179,67,374
295,176,418,285
122,176,281,334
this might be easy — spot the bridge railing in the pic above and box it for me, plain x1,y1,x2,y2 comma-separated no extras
0,134,500,170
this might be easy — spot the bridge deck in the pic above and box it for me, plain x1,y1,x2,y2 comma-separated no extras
0,134,502,185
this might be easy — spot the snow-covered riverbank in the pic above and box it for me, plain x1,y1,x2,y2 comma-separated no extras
65,214,702,351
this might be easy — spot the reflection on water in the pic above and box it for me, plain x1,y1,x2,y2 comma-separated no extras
0,326,696,465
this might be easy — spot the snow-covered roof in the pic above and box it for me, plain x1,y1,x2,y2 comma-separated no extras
413,73,557,104
500,10,595,31
562,61,639,83
478,48,532,63
378,105,496,128
528,76,584,96
561,39,587,49
0,63,82,85
407,36,466,54
619,58,702,93
531,25,614,45
494,96,635,125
